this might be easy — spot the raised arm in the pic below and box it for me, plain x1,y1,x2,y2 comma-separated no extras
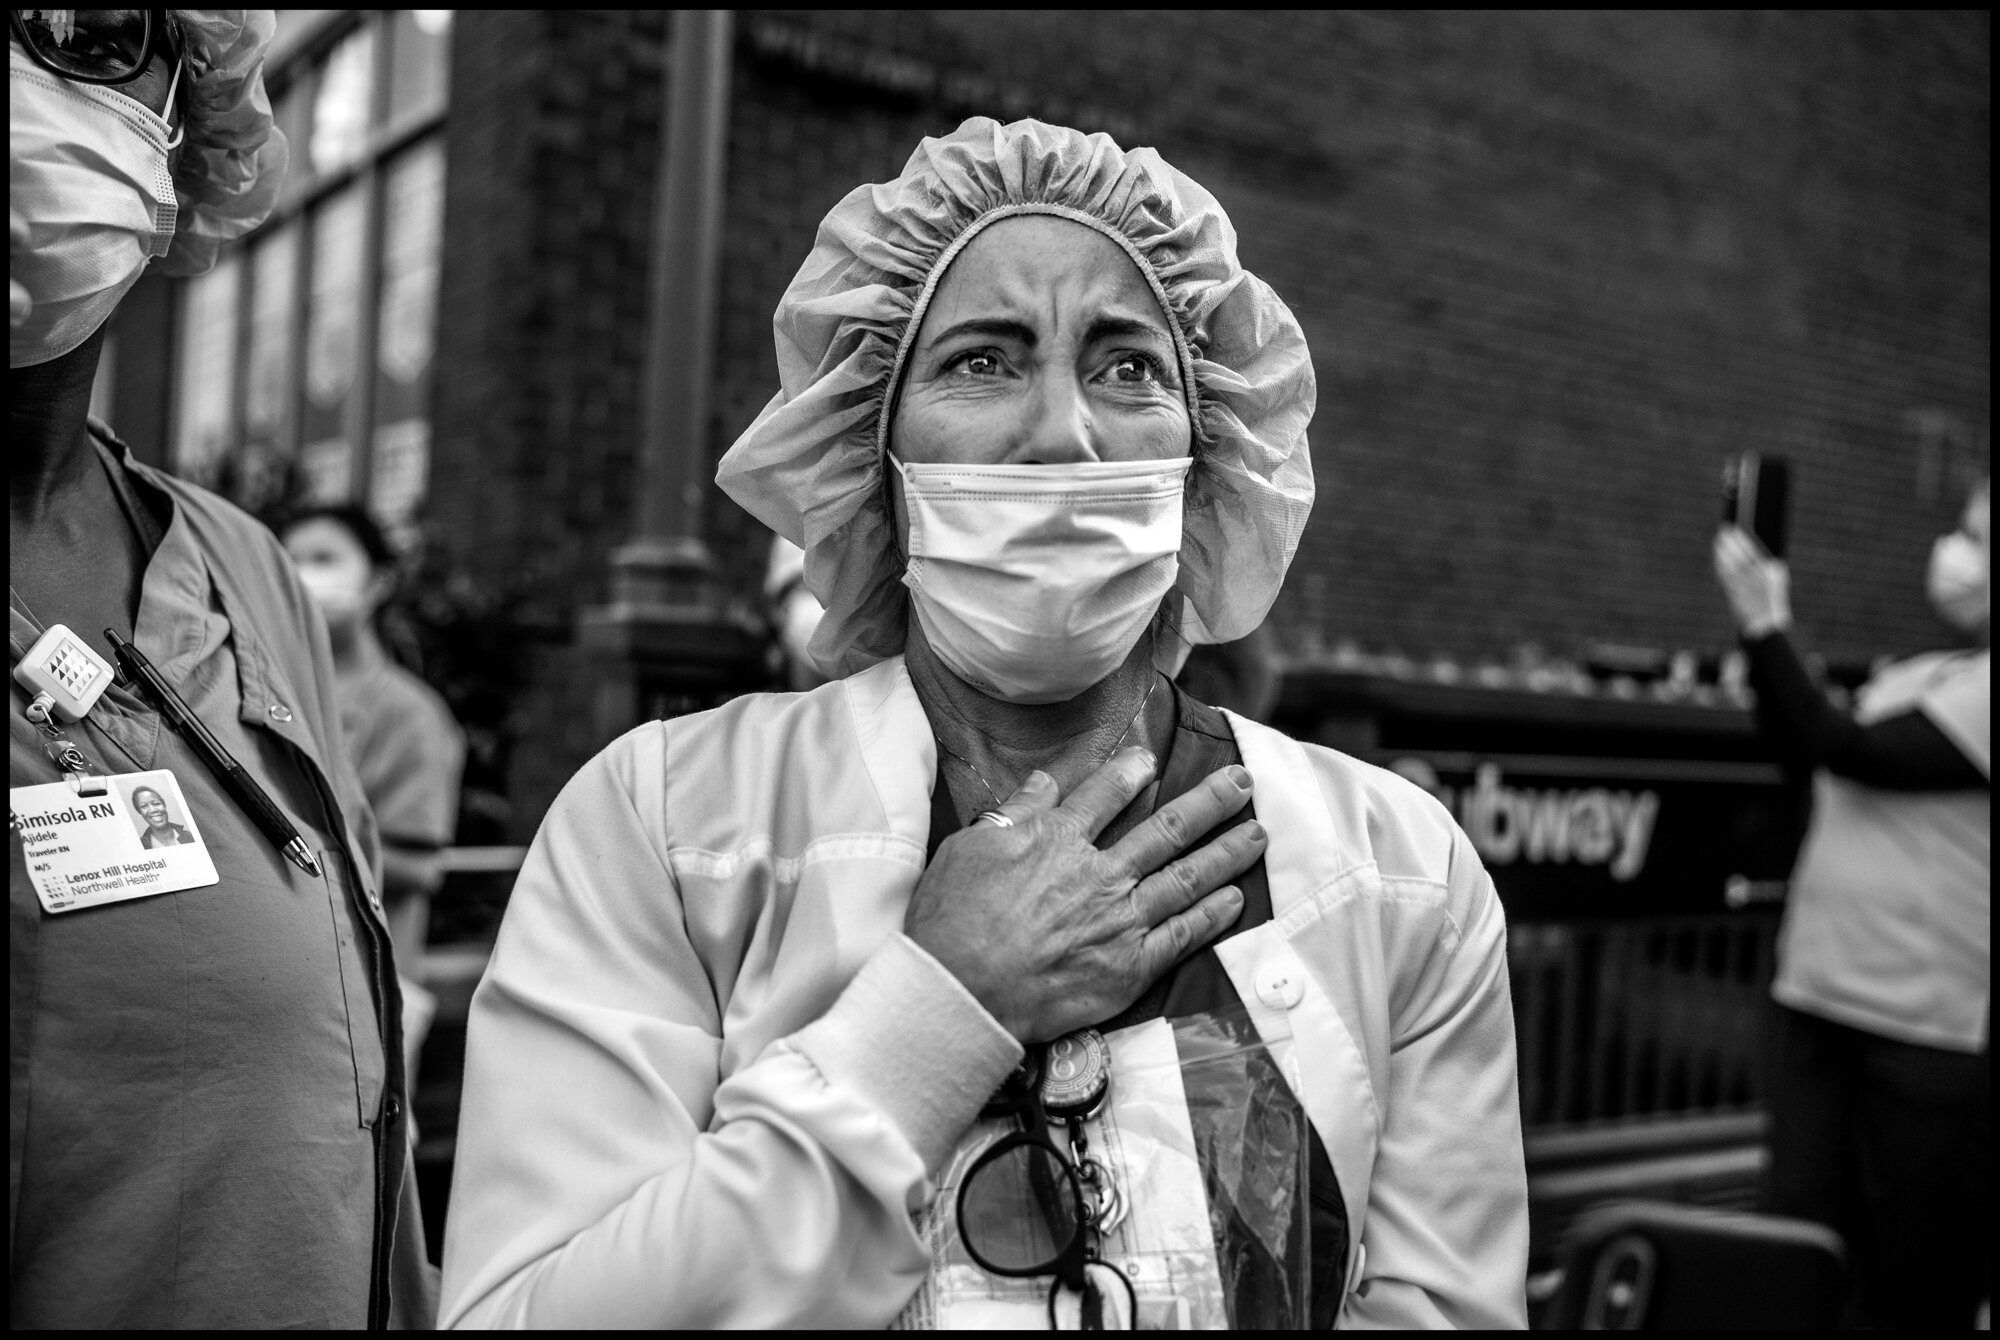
1713,524,1986,790
1743,631,1986,790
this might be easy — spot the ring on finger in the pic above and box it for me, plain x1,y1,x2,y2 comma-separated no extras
973,810,1015,829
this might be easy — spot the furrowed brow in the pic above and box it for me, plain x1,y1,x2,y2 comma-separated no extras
1083,314,1171,342
926,316,1037,348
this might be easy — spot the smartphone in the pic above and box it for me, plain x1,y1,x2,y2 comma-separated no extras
1720,452,1791,558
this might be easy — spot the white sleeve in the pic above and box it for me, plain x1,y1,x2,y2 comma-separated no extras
1343,827,1531,1330
1919,652,1991,779
437,729,1020,1329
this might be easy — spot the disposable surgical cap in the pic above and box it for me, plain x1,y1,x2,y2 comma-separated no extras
160,9,287,277
715,117,1317,679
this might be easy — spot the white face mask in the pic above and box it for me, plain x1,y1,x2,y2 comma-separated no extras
1927,530,1988,633
894,454,1193,704
296,564,370,629
10,46,182,368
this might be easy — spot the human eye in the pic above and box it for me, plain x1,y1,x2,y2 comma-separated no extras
1104,351,1168,384
941,347,1007,378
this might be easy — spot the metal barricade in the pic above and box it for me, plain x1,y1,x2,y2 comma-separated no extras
1512,909,1785,1309
1511,911,1781,1129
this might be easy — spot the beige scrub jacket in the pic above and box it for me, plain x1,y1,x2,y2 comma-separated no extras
440,656,1529,1328
8,429,436,1328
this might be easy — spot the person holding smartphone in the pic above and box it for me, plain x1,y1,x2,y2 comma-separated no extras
1713,477,1990,1329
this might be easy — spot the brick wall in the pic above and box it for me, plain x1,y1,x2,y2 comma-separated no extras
430,10,1989,834
431,10,668,630
429,12,676,831
715,10,1990,669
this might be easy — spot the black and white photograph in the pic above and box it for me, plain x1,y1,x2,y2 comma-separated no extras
9,8,1987,1330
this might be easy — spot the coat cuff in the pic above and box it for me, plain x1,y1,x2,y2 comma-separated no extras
794,934,1023,1173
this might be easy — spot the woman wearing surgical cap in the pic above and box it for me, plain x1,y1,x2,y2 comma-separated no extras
1714,479,1991,1329
10,10,434,1328
443,119,1528,1329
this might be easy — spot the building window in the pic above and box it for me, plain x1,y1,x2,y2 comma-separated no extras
370,139,447,528
167,9,451,536
240,227,301,503
172,254,241,484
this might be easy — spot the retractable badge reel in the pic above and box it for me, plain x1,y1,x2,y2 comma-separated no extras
958,1027,1135,1328
1044,1030,1126,1240
14,624,115,795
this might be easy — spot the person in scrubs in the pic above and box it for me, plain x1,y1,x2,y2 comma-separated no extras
283,504,467,1089
442,118,1528,1329
10,10,433,1326
1714,478,1990,1328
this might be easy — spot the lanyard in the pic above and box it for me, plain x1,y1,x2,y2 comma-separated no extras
9,427,167,791
10,612,112,796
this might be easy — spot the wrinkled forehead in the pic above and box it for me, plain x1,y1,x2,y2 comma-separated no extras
877,203,1198,455
922,214,1173,336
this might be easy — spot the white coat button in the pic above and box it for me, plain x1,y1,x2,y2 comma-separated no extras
268,702,293,723
1256,958,1305,1010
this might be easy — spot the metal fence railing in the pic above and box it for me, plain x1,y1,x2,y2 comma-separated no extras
1510,910,1783,1131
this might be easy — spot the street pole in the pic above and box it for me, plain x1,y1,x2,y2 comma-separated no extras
628,7,730,582
579,10,764,737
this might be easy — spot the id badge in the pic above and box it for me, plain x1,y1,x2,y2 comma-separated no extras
12,769,220,913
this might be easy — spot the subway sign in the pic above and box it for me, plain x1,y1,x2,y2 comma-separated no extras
1377,752,1803,920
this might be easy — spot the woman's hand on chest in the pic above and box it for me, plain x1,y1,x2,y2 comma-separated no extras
904,747,1266,1044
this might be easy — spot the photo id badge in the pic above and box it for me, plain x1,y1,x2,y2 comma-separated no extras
11,769,219,913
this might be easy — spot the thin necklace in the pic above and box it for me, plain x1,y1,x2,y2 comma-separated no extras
936,672,1163,813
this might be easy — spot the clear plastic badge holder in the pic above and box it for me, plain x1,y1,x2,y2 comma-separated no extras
896,1006,1312,1329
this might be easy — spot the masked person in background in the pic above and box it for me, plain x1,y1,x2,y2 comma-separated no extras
283,505,466,1093
441,118,1527,1330
1714,477,1990,1330
10,10,433,1327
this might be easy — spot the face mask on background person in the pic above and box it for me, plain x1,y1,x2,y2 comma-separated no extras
9,44,183,367
284,514,389,635
294,562,370,630
894,454,1193,704
1926,529,1988,633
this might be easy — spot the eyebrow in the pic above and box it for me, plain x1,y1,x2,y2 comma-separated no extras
926,316,1037,347
1082,314,1173,347
924,312,1175,349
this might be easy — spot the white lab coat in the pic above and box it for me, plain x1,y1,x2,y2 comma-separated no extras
439,657,1528,1329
